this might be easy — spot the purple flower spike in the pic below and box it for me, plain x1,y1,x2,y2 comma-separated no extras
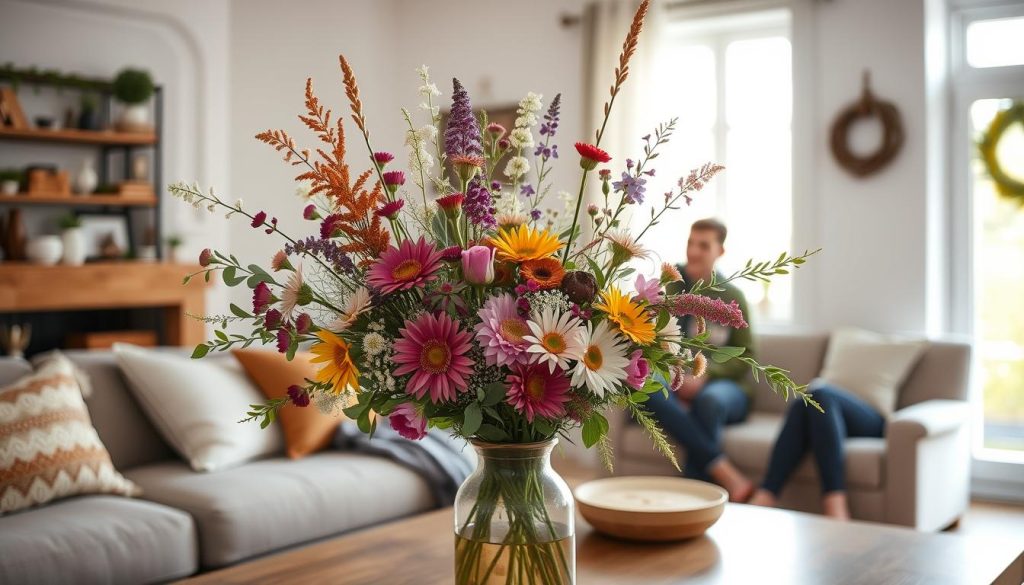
444,78,482,160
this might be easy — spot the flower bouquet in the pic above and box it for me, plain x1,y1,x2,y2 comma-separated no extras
172,1,817,582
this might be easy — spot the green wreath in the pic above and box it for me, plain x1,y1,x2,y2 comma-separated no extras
979,101,1024,202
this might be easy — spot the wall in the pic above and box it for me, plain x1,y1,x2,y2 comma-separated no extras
805,0,939,335
0,0,231,323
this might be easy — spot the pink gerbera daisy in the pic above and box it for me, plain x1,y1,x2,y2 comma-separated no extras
474,294,532,368
393,312,475,403
367,236,444,294
505,363,571,422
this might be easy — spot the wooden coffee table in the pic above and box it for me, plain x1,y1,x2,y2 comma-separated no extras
182,503,1022,584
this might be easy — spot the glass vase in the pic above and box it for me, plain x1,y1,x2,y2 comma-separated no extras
453,439,575,585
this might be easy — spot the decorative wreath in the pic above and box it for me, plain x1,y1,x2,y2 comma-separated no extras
979,101,1024,202
829,73,905,178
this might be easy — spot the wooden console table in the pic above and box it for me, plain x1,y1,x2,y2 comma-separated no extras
0,262,208,346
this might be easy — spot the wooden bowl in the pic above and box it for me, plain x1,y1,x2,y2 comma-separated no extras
574,476,727,542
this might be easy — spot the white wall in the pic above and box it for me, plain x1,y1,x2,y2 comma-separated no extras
805,0,939,335
0,0,231,318
226,0,584,312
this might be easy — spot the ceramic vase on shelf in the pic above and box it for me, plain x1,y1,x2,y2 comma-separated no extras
453,439,575,585
117,104,149,132
74,159,98,195
61,228,86,266
25,236,63,266
1,180,17,196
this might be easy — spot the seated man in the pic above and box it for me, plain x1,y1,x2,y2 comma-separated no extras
644,218,755,501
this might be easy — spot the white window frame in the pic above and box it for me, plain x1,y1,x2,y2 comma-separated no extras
948,0,1024,500
663,2,800,329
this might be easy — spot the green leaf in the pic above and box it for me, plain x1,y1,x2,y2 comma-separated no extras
585,256,606,289
655,309,670,331
229,303,251,319
476,423,509,442
581,412,609,448
215,329,228,342
356,408,373,434
481,382,507,406
462,402,482,436
630,391,650,403
191,344,210,359
710,346,746,363
222,266,246,287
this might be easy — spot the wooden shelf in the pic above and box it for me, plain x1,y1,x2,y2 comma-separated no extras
0,193,157,207
0,127,156,146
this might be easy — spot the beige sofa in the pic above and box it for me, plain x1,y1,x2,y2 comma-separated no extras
611,333,972,531
0,351,437,584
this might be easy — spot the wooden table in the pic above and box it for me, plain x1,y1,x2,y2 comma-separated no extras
182,504,1023,584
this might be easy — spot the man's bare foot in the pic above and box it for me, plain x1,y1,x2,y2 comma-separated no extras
709,458,755,503
748,489,777,507
822,491,851,520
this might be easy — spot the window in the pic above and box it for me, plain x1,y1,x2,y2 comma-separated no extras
640,9,793,323
951,6,1024,472
965,16,1024,68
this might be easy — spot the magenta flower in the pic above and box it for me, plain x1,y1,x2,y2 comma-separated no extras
295,313,313,334
461,245,495,286
389,403,427,441
252,282,276,314
475,294,532,368
633,274,663,304
440,245,463,262
276,328,290,353
373,151,395,166
382,170,406,190
303,204,321,221
393,312,475,403
263,308,282,330
251,211,267,228
287,385,310,407
199,248,213,267
374,199,405,220
505,363,571,423
624,350,650,390
664,293,748,329
320,213,344,239
367,236,444,295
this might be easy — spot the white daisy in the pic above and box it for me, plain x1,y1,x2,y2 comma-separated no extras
361,332,388,357
657,318,683,355
571,321,631,397
505,156,530,180
523,308,585,374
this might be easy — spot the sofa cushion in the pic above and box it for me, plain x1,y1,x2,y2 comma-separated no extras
722,413,886,489
750,333,828,415
0,495,197,584
1,355,140,514
0,358,31,387
62,350,175,470
620,412,885,489
125,452,435,568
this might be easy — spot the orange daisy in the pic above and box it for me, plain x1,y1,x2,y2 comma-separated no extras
519,258,565,290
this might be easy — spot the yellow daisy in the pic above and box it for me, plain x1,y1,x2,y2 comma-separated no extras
593,286,657,344
489,225,562,263
310,330,360,394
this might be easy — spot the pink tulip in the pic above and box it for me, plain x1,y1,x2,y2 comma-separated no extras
389,403,427,440
625,350,650,390
461,245,495,285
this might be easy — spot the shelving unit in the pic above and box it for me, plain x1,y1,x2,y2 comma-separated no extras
0,69,164,258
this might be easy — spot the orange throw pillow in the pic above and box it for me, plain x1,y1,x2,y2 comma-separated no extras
233,349,342,459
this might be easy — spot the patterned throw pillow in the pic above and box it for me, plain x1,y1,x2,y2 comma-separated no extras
0,355,139,514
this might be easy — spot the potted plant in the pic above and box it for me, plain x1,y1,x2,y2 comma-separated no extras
78,92,100,130
112,68,154,132
0,169,22,195
58,213,85,266
165,234,183,263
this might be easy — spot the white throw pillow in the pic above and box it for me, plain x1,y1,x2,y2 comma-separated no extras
815,328,927,417
113,344,284,471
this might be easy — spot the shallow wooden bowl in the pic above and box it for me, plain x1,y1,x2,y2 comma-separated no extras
574,476,727,542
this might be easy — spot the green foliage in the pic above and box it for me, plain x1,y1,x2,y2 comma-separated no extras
626,401,680,471
690,249,821,295
0,168,23,182
112,68,154,104
240,397,289,428
57,213,81,230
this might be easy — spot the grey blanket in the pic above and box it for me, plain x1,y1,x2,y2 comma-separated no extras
334,420,476,507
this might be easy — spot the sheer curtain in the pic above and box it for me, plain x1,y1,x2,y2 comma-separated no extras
580,0,669,246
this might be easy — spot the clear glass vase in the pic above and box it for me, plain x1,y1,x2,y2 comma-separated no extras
453,439,575,585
